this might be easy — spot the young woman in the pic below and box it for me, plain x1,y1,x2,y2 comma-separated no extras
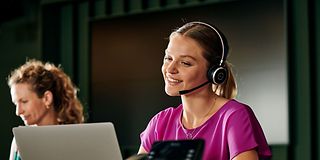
8,59,85,160
138,22,272,160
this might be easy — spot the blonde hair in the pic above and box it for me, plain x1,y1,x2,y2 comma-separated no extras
8,59,84,124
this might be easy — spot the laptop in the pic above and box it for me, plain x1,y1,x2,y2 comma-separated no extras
12,122,123,160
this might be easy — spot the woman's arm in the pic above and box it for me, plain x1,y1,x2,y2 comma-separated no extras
232,150,258,160
137,145,147,155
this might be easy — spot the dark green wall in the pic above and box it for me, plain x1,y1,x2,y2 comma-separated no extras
0,1,41,159
287,0,320,159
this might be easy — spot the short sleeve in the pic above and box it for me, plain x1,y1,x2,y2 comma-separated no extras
139,106,181,153
227,106,271,159
140,114,160,152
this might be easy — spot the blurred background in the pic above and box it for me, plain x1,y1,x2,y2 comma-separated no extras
0,0,319,159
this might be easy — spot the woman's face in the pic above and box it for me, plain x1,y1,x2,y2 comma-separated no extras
10,83,51,126
162,33,209,96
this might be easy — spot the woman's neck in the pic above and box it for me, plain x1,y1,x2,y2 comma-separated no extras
181,92,219,129
36,108,58,126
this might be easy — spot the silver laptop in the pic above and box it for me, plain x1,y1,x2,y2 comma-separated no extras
13,122,123,160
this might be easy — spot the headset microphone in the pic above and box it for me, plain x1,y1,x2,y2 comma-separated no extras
179,81,210,95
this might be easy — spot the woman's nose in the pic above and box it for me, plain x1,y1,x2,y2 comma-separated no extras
166,61,178,74
16,104,23,116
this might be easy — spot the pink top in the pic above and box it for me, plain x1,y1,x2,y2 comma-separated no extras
140,99,272,160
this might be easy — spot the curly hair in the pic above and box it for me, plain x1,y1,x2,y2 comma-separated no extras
7,59,84,124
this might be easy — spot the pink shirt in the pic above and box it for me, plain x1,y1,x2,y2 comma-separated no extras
140,99,272,160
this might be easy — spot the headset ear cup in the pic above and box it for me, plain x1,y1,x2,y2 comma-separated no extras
207,66,227,84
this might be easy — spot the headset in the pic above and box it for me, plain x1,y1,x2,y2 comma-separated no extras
178,22,229,95
190,22,228,85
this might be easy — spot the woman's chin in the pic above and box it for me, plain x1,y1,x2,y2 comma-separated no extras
23,120,35,126
165,90,180,96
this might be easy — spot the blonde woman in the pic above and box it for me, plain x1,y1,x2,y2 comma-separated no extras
138,22,272,160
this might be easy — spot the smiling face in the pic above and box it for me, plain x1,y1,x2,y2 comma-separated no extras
161,33,209,96
10,83,53,126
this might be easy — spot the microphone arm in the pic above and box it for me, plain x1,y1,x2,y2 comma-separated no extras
179,81,210,95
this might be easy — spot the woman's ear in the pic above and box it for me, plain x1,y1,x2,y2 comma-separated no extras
42,90,53,107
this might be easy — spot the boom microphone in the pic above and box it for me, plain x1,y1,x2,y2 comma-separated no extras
179,81,210,95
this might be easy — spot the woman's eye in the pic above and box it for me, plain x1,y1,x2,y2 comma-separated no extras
164,57,172,62
181,61,191,66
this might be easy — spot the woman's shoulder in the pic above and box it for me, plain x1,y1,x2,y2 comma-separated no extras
10,137,18,160
148,104,183,123
214,99,261,129
145,105,183,129
11,137,17,150
218,99,253,116
154,104,183,118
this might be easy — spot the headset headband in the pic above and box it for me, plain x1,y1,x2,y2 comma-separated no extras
190,21,226,66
